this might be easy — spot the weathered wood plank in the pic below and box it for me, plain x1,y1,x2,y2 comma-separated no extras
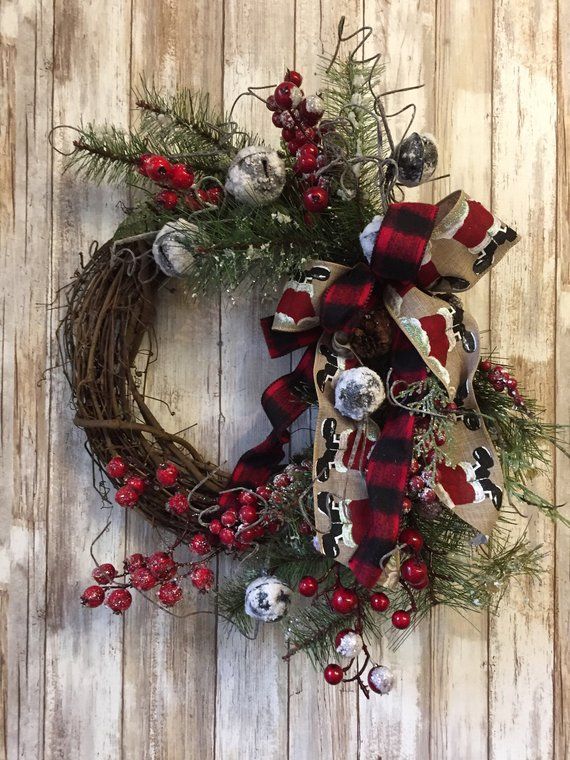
45,3,131,758
430,0,493,756
121,4,223,759
488,1,558,758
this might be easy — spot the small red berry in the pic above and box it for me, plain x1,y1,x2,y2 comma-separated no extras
295,153,318,174
106,588,132,614
239,504,258,524
209,518,222,535
206,186,223,205
297,141,319,157
434,430,446,446
408,475,425,493
130,567,157,591
81,585,105,608
480,359,492,372
298,576,319,597
189,533,211,556
190,563,215,591
238,490,257,506
400,558,429,589
274,81,301,110
402,496,412,514
145,155,172,182
330,586,359,615
158,581,183,607
256,486,272,500
167,492,189,516
281,127,296,142
92,563,117,585
287,140,301,155
239,527,256,544
221,509,238,527
106,455,127,479
272,112,284,128
273,473,291,488
391,609,411,629
299,520,313,535
399,527,424,553
420,488,438,505
409,458,421,475
370,592,390,612
115,485,139,508
302,186,329,213
285,69,303,87
265,95,279,111
137,153,154,176
324,663,344,685
506,377,518,390
146,552,177,581
169,163,194,190
126,474,146,494
155,189,179,210
125,553,146,572
156,462,179,488
219,527,235,546
492,379,506,392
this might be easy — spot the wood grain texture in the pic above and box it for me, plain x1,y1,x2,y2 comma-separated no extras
1,2,568,759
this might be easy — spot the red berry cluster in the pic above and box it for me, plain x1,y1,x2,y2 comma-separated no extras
266,69,329,216
107,456,184,511
138,153,222,211
403,453,443,519
479,359,525,408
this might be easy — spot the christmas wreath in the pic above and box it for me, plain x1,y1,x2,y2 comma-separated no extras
58,18,568,697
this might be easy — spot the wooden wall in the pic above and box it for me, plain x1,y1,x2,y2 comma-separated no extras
1,1,568,758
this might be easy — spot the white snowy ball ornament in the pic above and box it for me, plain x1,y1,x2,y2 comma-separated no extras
335,628,364,659
334,367,386,422
152,219,200,277
225,145,286,206
244,575,292,623
368,665,395,695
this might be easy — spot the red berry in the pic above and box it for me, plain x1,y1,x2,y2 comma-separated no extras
156,462,179,487
238,490,257,506
281,127,296,142
126,475,146,494
239,527,256,544
402,496,412,514
302,186,329,213
130,567,157,591
190,563,215,591
370,592,390,612
256,486,272,500
219,527,235,546
298,96,324,125
409,458,421,475
391,609,411,629
145,155,172,182
125,553,146,572
184,191,205,211
273,473,291,488
158,580,183,607
146,552,177,581
446,401,458,413
492,379,505,392
155,189,179,210
297,141,319,157
298,576,319,597
295,153,318,174
115,485,139,508
331,586,359,615
137,153,154,176
274,81,301,110
106,455,127,478
420,488,437,505
272,112,284,128
399,527,424,553
221,509,238,527
493,364,503,374
285,69,303,87
92,563,117,585
81,585,105,608
287,140,301,155
324,663,344,685
480,359,492,372
206,186,223,205
299,520,313,536
169,163,194,190
189,533,211,556
209,518,222,535
167,492,189,516
408,475,425,493
106,588,132,614
506,377,518,390
400,558,429,589
434,429,446,446
239,504,258,524
265,95,279,111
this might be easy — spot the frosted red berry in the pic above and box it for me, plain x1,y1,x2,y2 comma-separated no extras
256,486,272,500
272,112,284,128
238,490,257,506
126,475,146,494
81,585,105,608
209,518,222,535
297,141,319,157
298,576,319,597
302,186,329,213
399,527,424,553
191,563,215,591
221,509,238,527
169,163,194,190
155,189,178,210
125,553,146,572
391,609,411,629
137,153,154,176
274,81,300,110
402,496,412,514
167,492,189,516
106,588,132,614
285,69,303,87
324,663,344,685
106,455,127,479
145,155,172,182
370,592,390,612
239,505,258,524
295,153,318,174
273,473,291,488
156,462,179,487
115,485,139,508
206,186,222,205
92,563,117,585
408,475,425,493
189,533,211,556
158,581,183,607
219,527,235,546
146,552,177,581
130,567,158,591
265,94,279,111
331,586,359,615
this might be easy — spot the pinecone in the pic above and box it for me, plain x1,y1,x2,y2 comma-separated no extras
350,306,392,358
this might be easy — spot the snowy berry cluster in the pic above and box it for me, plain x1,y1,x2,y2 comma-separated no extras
138,153,222,211
107,456,189,513
265,69,329,217
479,359,525,408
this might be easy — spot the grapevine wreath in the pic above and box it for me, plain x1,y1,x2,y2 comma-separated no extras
58,19,568,696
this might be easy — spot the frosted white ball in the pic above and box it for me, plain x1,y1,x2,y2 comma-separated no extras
368,665,395,695
244,576,292,622
335,630,364,659
152,220,199,277
334,367,385,421
359,215,384,263
225,145,286,206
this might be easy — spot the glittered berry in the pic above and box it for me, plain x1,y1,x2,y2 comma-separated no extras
302,186,328,213
273,81,301,110
145,155,172,182
126,474,146,494
239,504,258,524
402,496,412,514
434,430,446,446
391,609,411,629
221,509,238,527
191,563,215,592
156,462,179,487
408,475,425,493
106,588,132,614
92,563,117,585
273,473,291,488
219,527,235,546
298,576,319,597
265,95,279,111
256,486,272,501
281,127,296,142
189,533,211,556
106,455,127,479
170,163,194,190
125,553,146,573
420,488,438,505
409,458,421,475
324,663,344,685
480,359,492,372
167,492,189,516
155,189,178,210
506,377,518,390
209,518,222,535
115,485,139,508
492,378,505,391
285,69,303,87
331,586,359,614
272,112,284,128
158,581,183,607
400,557,429,588
238,491,257,506
146,552,177,581
137,153,154,176
206,186,222,205
81,585,105,608
298,95,325,125
370,592,390,612
399,527,424,553
130,567,157,591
